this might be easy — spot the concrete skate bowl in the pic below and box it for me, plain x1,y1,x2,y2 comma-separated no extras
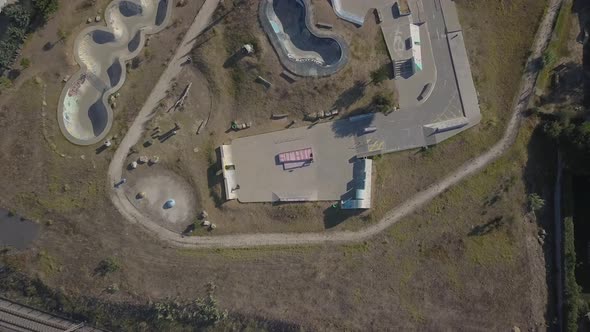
259,0,349,77
58,0,172,145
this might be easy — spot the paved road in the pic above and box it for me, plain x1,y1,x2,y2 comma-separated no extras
108,0,563,248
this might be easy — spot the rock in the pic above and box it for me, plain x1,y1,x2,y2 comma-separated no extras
200,210,208,219
202,220,211,227
87,17,93,24
95,15,101,22
511,326,520,332
34,76,42,84
209,223,217,230
80,155,85,160
193,147,199,153
42,100,47,106
130,161,138,169
138,156,149,164
149,156,160,165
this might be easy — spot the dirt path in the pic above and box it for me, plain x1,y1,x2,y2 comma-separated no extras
108,0,563,248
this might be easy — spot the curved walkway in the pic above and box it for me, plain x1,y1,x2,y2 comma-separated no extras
108,0,563,248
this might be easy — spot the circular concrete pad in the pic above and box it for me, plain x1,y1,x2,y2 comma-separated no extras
124,168,197,232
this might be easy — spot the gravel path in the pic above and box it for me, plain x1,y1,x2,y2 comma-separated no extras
108,0,563,249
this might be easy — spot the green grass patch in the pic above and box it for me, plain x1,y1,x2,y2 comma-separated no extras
536,0,573,92
37,250,60,276
341,241,370,256
464,230,516,267
178,245,318,260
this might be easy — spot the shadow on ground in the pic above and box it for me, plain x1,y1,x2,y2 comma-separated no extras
323,206,363,229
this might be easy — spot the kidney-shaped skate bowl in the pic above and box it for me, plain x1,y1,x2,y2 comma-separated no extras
58,0,172,145
259,0,349,77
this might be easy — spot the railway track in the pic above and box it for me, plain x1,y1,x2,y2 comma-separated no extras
0,298,102,332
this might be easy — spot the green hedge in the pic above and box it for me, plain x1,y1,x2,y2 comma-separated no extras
564,216,582,331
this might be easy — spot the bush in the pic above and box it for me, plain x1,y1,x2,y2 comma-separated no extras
95,257,120,276
370,66,388,85
20,57,30,69
372,91,395,114
154,295,227,326
0,77,12,91
528,193,545,212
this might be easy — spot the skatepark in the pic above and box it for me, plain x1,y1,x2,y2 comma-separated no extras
222,0,481,208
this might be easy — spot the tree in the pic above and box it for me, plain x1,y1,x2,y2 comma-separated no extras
370,66,388,85
528,193,545,212
3,4,32,29
32,0,59,21
372,91,395,114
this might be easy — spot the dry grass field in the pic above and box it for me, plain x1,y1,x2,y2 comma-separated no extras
0,0,557,329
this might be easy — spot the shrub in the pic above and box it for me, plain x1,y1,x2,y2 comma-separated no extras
372,91,395,114
370,66,388,85
95,257,120,276
20,57,30,69
154,295,227,326
528,193,545,212
0,77,12,91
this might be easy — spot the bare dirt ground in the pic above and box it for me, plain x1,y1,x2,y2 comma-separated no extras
0,0,557,330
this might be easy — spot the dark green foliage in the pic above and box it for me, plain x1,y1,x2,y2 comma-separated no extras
564,217,582,331
3,4,31,29
528,193,545,212
541,106,590,175
372,91,395,114
95,257,120,276
32,0,59,21
370,66,388,85
0,3,33,71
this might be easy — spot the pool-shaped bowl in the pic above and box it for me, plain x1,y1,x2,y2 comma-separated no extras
58,0,172,145
259,0,350,77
